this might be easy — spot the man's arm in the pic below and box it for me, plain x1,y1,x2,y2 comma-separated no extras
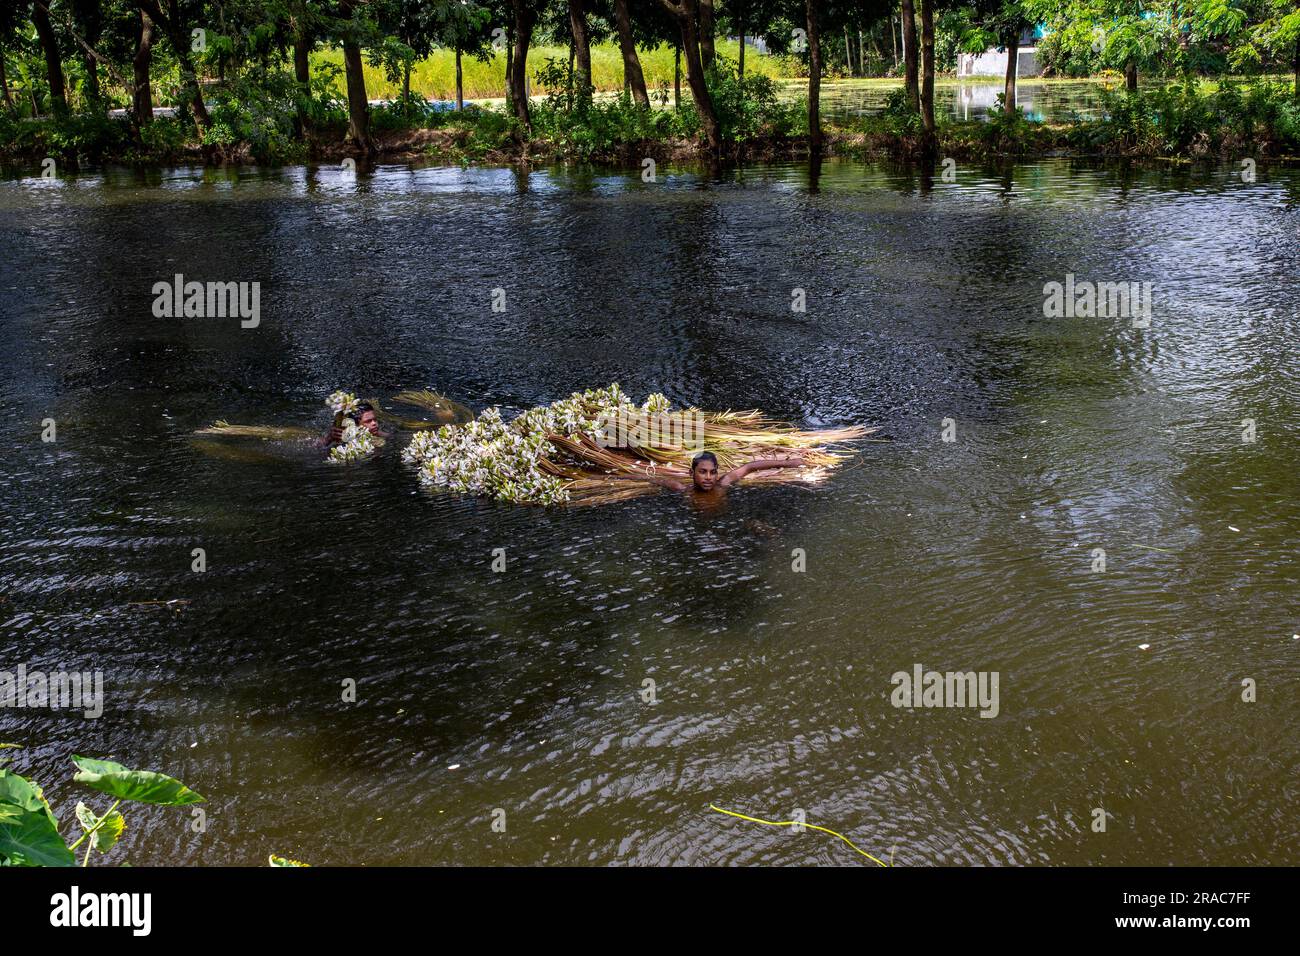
605,469,689,492
632,472,690,492
718,456,805,487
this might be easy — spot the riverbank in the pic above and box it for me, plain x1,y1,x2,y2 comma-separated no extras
4,78,1298,170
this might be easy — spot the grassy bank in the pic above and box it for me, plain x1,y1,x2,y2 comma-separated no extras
2,73,1296,169
312,41,797,102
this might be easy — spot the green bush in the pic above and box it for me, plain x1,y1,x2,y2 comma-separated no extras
706,59,807,140
1068,80,1300,155
204,67,308,163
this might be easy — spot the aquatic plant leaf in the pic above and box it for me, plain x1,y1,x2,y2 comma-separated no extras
71,756,205,806
0,774,74,867
269,854,310,867
75,802,127,853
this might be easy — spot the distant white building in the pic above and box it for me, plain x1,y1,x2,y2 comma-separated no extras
957,27,1043,78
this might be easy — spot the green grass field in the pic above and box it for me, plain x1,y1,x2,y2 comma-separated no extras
313,41,796,101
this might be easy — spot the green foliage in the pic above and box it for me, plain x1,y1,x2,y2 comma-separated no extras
0,748,204,868
269,853,311,866
76,802,126,853
706,59,808,141
71,755,205,806
0,769,75,867
312,40,791,102
0,111,131,161
136,116,192,160
204,67,312,164
1065,79,1300,154
526,55,685,160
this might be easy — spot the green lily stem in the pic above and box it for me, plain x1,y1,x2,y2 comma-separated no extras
68,799,122,863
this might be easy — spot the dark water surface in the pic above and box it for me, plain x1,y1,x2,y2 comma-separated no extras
1,158,1297,866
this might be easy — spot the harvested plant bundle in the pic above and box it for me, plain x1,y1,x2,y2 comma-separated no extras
402,384,872,505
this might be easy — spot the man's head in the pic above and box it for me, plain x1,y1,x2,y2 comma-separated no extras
690,452,719,491
349,402,379,435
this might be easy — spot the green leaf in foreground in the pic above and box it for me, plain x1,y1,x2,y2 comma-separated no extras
0,807,76,866
76,802,127,853
71,756,205,806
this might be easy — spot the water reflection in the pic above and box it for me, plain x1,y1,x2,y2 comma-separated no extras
811,78,1113,123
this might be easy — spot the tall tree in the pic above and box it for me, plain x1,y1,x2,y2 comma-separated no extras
568,0,592,89
136,0,212,132
337,0,374,152
290,2,314,134
30,1,68,114
806,0,823,152
900,0,919,109
612,0,649,106
132,4,154,124
961,1,1032,115
919,0,935,153
429,0,492,110
658,0,721,151
507,0,545,127
699,0,716,69
71,0,102,105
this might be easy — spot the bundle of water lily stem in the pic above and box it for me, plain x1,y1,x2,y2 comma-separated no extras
401,384,871,506
195,383,869,505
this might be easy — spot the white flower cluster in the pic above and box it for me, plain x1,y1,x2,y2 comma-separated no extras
326,390,359,416
641,392,671,415
402,384,667,505
328,420,375,464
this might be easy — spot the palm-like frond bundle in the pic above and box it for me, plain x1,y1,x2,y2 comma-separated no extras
391,390,474,426
193,421,316,440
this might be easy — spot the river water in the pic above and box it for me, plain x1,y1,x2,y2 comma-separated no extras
1,157,1297,866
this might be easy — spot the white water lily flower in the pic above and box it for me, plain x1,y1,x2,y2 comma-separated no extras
326,390,359,416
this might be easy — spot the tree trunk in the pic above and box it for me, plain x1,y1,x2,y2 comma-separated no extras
674,43,681,108
1294,35,1299,101
504,25,514,108
509,0,537,128
78,5,104,108
339,0,373,153
1124,58,1137,92
919,0,935,155
807,0,822,153
133,9,155,126
138,0,211,132
0,47,12,111
844,26,852,75
613,0,649,107
660,0,719,152
31,3,67,115
293,28,310,134
568,0,592,93
82,51,100,104
892,15,898,69
738,14,745,84
456,45,464,110
402,62,411,101
900,0,919,111
699,0,716,71
1003,33,1018,115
